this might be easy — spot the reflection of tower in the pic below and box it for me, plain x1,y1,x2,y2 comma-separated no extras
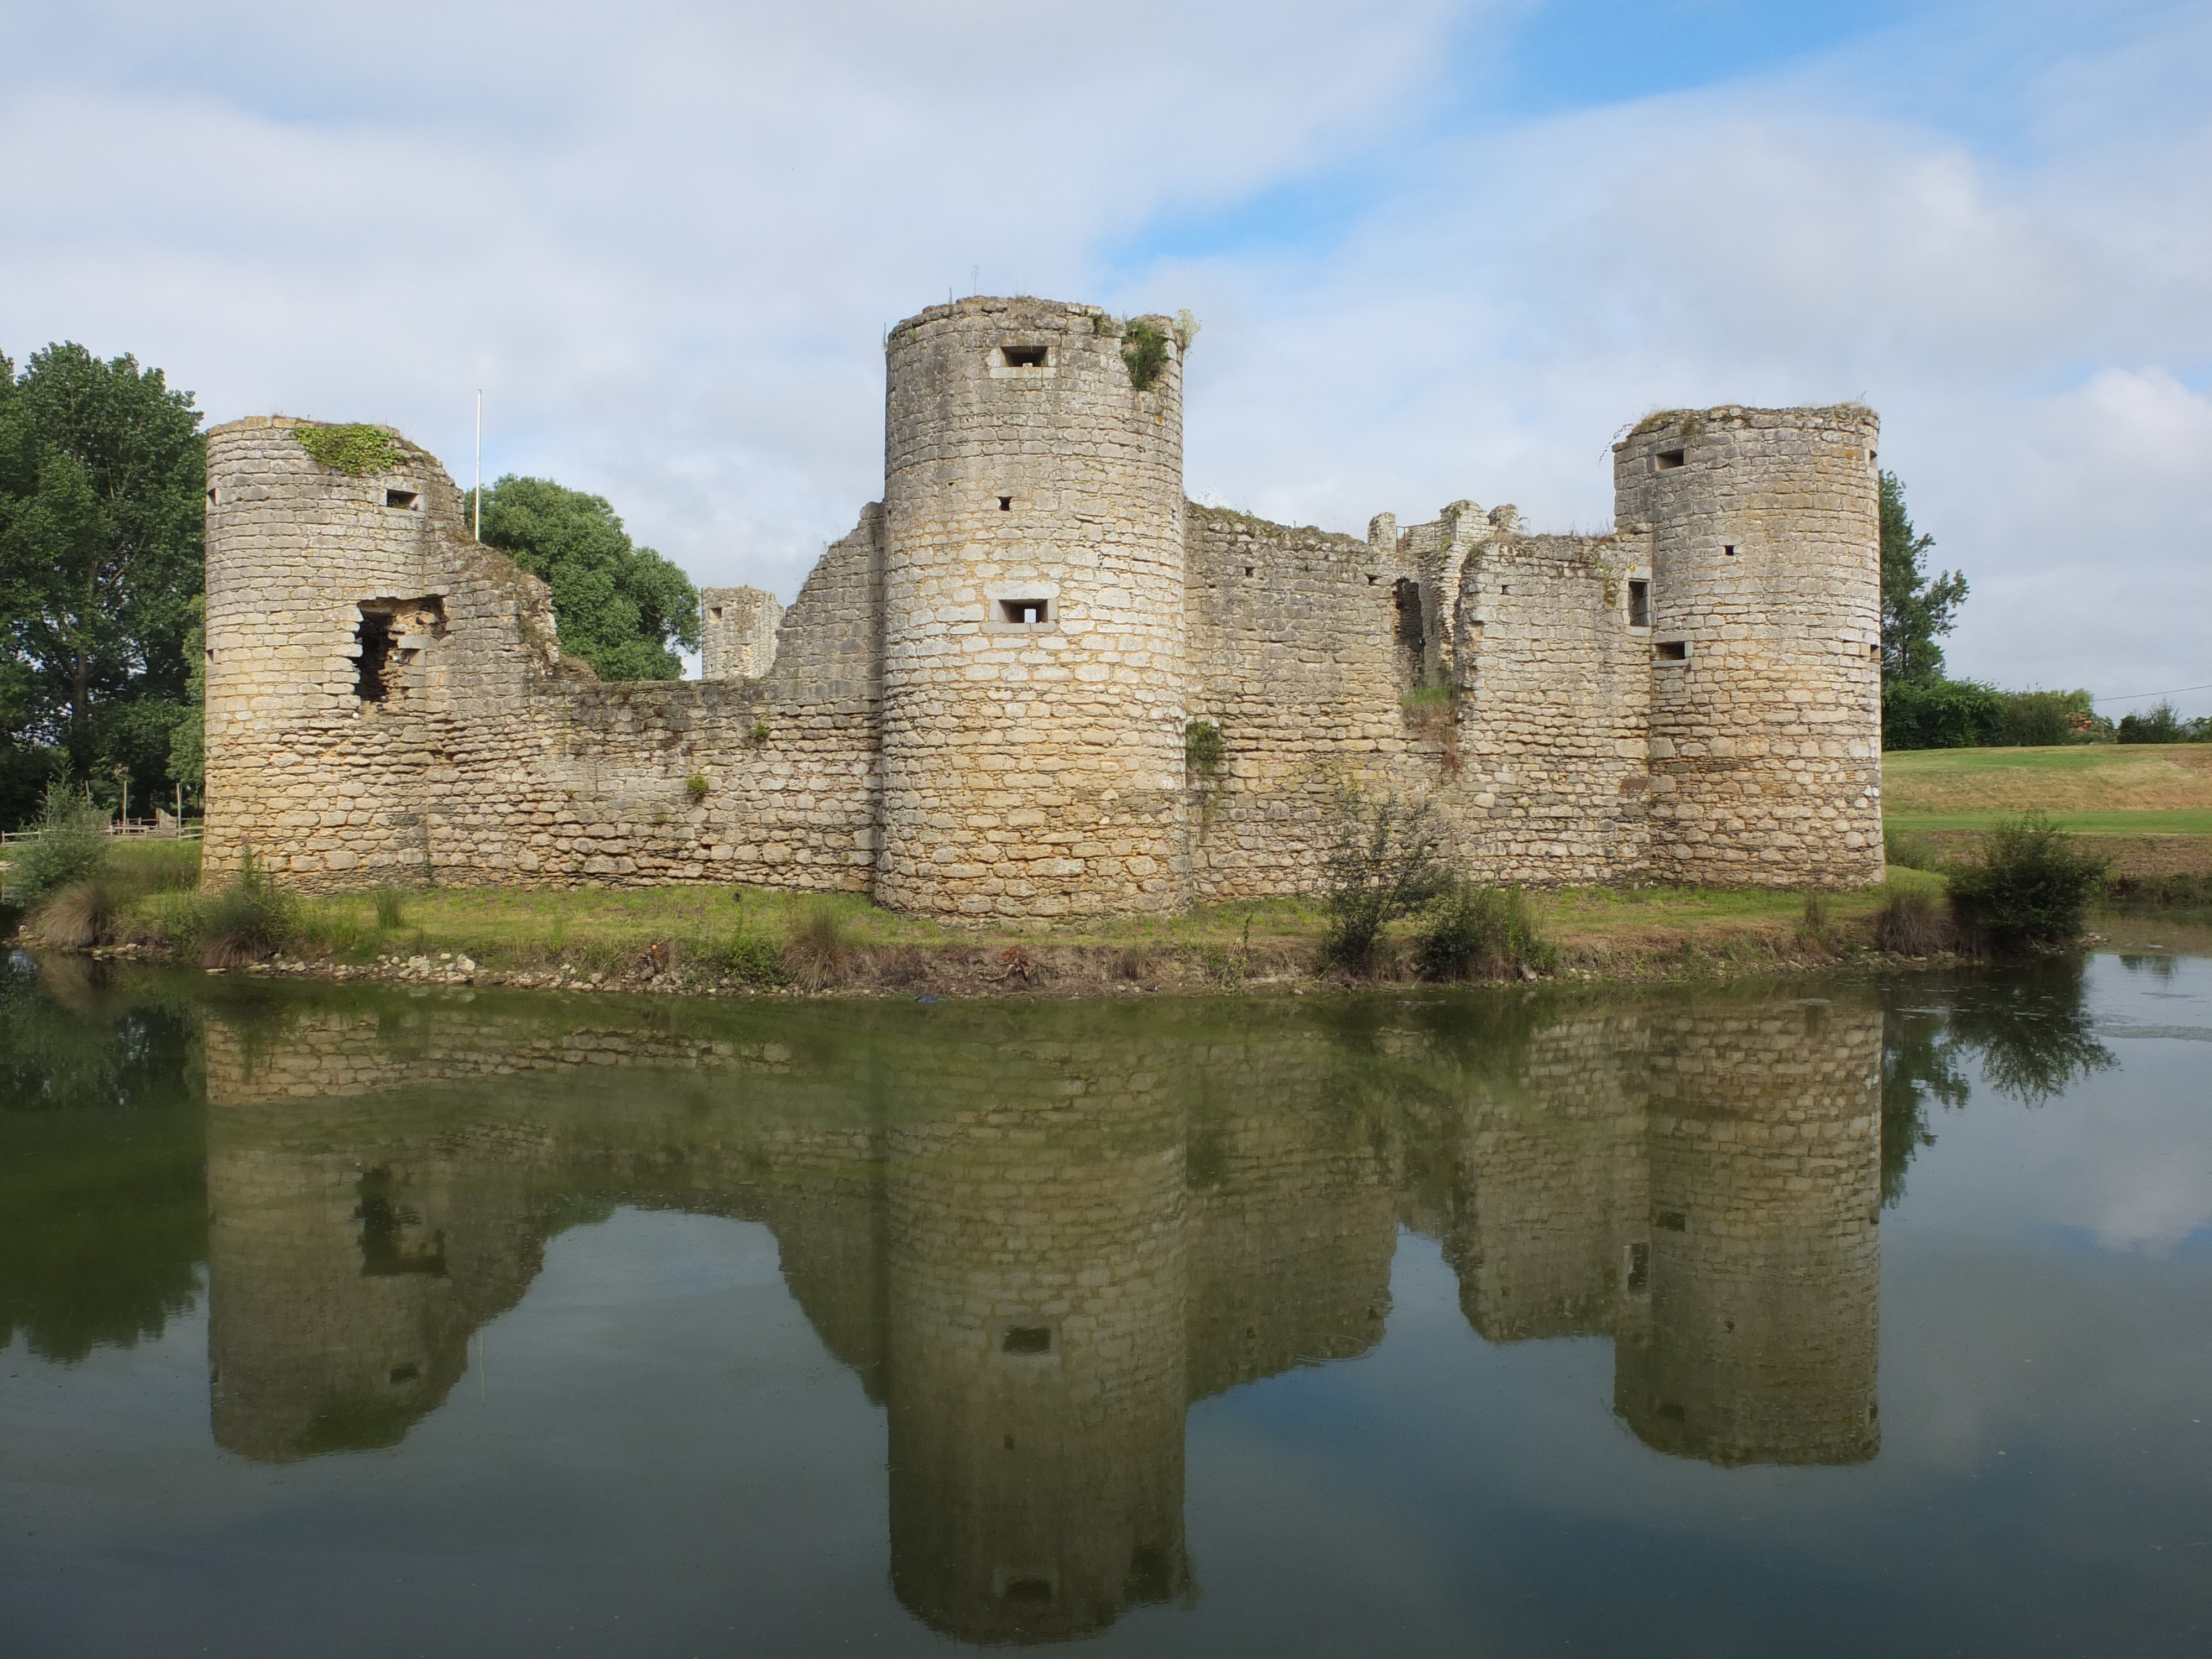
1615,1005,1883,1466
883,1048,1190,1644
207,1145,549,1459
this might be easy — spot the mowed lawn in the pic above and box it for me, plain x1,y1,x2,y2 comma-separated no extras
1884,744,2212,835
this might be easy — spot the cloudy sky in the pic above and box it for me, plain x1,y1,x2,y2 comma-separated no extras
6,0,2205,712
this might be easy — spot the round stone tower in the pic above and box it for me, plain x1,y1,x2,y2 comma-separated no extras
878,297,1190,918
1613,405,1885,887
202,416,464,886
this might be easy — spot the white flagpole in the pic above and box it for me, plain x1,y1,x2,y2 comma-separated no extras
473,389,483,539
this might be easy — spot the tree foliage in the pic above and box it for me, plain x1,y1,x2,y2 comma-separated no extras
2117,700,2209,744
468,474,700,681
1879,471,1968,687
1946,811,2107,954
1317,791,1452,973
0,345,205,826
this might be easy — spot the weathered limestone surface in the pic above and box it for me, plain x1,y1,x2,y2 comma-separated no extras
699,585,782,681
205,299,1882,906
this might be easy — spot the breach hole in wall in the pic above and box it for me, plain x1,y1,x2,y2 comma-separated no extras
1655,448,1686,471
999,598,1051,626
1657,1401,1686,1421
1392,578,1426,682
355,1168,446,1277
354,595,447,702
1001,1325,1055,1356
1654,640,1688,663
388,1364,420,1384
1243,566,1253,577
384,488,419,509
1001,345,1048,368
1627,579,1651,628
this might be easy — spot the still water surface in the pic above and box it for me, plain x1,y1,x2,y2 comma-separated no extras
2,952,2208,1656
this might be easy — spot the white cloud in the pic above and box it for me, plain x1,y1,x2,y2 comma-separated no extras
2,0,2203,708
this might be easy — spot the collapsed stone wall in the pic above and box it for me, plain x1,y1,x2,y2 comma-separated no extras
1183,503,1658,893
203,418,879,893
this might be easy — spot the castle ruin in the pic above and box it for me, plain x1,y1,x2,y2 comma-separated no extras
202,295,1885,913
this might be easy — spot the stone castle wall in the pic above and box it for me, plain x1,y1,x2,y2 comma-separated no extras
204,418,879,892
204,298,1882,906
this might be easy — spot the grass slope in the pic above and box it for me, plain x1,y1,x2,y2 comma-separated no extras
1884,743,2212,819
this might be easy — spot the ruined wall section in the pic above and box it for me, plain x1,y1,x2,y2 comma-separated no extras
1615,405,1884,887
203,417,880,893
879,298,1190,918
1183,506,1414,895
1447,529,1653,883
1182,503,1653,892
699,585,783,681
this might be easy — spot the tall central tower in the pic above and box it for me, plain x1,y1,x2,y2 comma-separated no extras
878,297,1190,918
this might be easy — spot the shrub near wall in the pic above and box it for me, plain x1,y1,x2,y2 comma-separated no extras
1947,811,2106,952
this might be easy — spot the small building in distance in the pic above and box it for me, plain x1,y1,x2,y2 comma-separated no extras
200,295,1884,914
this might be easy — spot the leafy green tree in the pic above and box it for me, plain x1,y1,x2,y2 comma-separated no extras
2116,700,2207,743
0,345,205,822
1880,471,1968,686
468,475,700,681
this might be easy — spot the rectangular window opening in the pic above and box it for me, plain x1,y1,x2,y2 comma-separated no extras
206,488,217,507
388,1364,420,1384
1627,579,1651,628
1655,448,1686,471
998,598,1050,626
1722,544,1737,557
708,606,724,622
998,495,1013,510
1655,1208,1688,1232
1002,345,1048,368
384,488,419,509
1001,1325,1054,1355
1625,1241,1650,1295
1654,640,1688,663
1003,1578,1055,1605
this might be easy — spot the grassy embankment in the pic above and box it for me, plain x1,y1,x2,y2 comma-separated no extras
1884,744,2212,883
21,742,2203,995
56,840,1948,995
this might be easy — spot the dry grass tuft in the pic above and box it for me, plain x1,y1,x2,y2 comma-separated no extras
30,880,116,948
1874,884,1953,956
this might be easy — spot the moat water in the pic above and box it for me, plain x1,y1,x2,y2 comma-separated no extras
1,949,2206,1657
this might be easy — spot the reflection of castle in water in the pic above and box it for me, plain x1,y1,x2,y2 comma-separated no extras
201,988,1879,1641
